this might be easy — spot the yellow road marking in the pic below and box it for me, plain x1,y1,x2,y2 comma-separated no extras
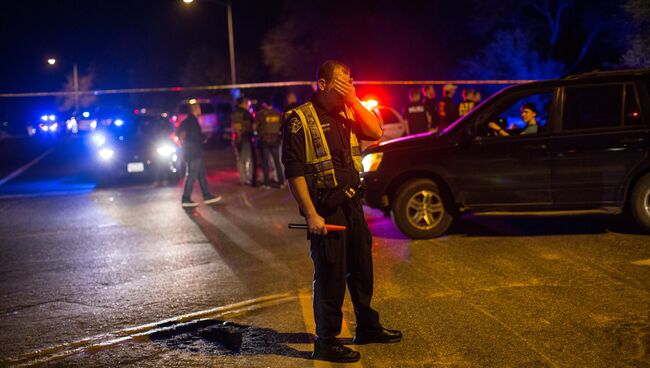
631,258,650,266
297,288,364,368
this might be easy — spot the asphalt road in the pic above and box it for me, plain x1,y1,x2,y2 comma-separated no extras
1,136,650,367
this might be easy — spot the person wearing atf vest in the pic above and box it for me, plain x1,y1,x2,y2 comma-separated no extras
281,60,402,363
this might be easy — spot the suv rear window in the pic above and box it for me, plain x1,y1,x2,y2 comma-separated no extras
563,84,622,131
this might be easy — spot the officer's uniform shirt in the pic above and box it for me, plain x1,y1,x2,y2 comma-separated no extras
403,101,428,135
231,107,254,137
282,95,363,189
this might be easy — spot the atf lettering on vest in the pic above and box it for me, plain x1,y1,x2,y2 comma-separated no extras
285,102,363,189
458,101,475,117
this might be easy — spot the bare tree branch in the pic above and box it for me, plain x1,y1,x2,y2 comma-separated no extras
565,27,601,73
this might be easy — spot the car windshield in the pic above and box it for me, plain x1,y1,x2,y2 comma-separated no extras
103,117,172,144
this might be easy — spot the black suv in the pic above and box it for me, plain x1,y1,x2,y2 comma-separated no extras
361,69,650,238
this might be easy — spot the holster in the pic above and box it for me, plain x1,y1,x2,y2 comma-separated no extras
316,184,365,212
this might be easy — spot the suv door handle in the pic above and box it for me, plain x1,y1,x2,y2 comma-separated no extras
523,144,547,151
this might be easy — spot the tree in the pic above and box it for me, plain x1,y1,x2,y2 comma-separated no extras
460,29,564,80
621,0,650,68
56,67,96,112
462,0,626,79
179,45,229,87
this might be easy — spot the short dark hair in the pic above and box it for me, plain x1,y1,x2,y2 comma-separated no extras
521,102,538,114
317,60,350,82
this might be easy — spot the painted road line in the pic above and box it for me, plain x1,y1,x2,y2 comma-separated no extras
631,258,650,266
297,288,364,368
4,293,296,367
0,148,54,187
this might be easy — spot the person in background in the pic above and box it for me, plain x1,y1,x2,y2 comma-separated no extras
458,88,477,117
230,97,257,186
175,104,222,208
403,88,428,135
254,101,285,188
438,84,458,128
421,85,440,132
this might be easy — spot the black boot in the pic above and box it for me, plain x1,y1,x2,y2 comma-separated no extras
353,327,402,344
312,337,361,363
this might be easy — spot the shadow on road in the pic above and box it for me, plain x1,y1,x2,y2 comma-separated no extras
183,208,272,289
151,319,314,360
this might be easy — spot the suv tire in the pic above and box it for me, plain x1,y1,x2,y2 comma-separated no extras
391,179,454,239
630,173,650,232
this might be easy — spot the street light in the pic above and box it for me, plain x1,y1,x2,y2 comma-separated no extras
183,0,237,85
47,58,80,117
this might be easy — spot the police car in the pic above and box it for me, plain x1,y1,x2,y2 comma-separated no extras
360,99,407,150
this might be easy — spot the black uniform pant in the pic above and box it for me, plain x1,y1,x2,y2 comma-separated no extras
310,200,382,339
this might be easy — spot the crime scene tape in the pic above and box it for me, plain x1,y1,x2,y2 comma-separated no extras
0,80,534,98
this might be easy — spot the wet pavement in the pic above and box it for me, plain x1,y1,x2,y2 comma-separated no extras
1,138,650,367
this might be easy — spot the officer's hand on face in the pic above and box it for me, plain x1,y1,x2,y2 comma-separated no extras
333,76,356,105
306,212,328,236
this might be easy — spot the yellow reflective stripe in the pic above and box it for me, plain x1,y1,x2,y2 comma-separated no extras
300,104,329,160
305,160,334,174
288,102,338,189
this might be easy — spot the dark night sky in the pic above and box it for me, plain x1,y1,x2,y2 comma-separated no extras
0,0,632,124
0,0,282,92
1,0,481,93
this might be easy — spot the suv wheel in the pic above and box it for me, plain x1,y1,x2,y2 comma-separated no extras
630,173,650,232
391,179,454,239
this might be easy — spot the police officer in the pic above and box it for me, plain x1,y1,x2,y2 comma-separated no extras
254,101,284,187
230,97,257,186
403,88,428,135
282,60,402,363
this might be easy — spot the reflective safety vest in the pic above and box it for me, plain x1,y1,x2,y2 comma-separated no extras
286,102,363,189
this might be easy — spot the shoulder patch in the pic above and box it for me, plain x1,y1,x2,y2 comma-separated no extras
287,113,302,134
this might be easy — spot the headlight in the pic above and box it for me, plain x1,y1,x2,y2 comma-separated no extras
156,144,176,156
91,133,106,146
98,148,114,160
362,152,383,172
50,123,58,131
114,119,124,127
